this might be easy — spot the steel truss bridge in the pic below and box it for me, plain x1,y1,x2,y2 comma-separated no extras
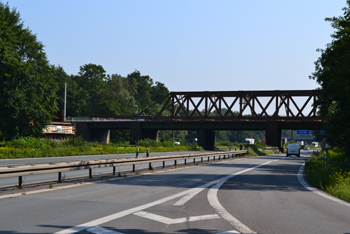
76,90,323,150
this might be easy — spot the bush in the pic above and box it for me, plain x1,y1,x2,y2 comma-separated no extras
6,136,57,149
305,148,350,203
63,136,88,147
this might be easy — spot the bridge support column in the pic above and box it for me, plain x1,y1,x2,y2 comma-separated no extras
130,123,159,144
90,129,110,143
197,130,216,150
265,122,283,151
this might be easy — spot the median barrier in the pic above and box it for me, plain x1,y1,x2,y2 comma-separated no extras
0,150,247,187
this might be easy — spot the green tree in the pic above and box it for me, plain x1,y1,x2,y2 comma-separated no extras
309,1,350,151
0,3,57,138
127,70,154,114
76,64,111,115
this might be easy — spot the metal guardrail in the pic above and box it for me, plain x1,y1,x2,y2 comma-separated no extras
0,150,247,187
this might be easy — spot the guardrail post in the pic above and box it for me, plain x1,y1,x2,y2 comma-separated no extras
133,164,135,172
149,162,152,170
89,168,92,178
219,155,221,160
208,156,209,162
163,161,165,168
201,157,203,163
19,176,22,187
193,158,195,164
185,159,186,165
58,172,62,183
214,156,216,160
136,148,139,158
146,148,149,157
113,166,116,175
174,160,177,166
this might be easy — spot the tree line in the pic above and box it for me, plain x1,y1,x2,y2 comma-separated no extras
309,0,350,154
3,1,346,147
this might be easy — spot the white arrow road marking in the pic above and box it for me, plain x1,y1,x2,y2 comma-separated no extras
134,211,220,224
55,160,276,234
86,226,124,234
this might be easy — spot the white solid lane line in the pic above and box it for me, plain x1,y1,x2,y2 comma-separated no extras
55,160,276,234
298,163,350,208
173,187,205,206
86,226,124,234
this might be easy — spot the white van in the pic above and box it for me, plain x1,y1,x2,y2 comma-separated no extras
286,144,300,157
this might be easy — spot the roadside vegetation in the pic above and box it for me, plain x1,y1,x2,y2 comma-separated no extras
305,148,350,203
0,137,193,159
305,1,350,203
0,136,280,159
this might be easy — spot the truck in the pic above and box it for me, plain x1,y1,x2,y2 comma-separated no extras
244,138,255,144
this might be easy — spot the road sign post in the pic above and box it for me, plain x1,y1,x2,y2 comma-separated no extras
261,136,266,147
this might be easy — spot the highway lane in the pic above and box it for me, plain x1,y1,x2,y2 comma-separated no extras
0,151,198,166
0,151,206,188
0,152,349,233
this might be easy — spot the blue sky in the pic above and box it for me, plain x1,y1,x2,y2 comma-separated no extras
7,0,346,92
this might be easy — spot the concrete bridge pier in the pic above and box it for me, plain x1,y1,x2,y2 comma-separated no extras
130,123,159,144
197,130,216,150
90,129,110,143
265,122,283,151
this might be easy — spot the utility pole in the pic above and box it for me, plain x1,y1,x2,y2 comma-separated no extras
64,82,67,121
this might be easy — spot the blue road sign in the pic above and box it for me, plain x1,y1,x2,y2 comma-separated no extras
297,130,310,135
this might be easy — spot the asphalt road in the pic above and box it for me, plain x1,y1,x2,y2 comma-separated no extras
0,151,349,234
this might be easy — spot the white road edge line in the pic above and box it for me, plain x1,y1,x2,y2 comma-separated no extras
208,160,275,234
54,160,277,234
86,226,124,234
298,163,350,208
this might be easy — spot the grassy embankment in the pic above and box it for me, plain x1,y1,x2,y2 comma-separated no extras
0,137,279,159
217,141,281,156
305,148,350,203
0,137,199,159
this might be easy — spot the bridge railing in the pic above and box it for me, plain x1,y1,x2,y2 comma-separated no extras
0,150,246,188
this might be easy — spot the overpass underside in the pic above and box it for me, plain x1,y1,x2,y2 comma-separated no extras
75,90,324,150
76,119,323,150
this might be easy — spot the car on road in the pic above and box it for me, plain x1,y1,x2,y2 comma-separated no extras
286,144,300,157
304,146,309,150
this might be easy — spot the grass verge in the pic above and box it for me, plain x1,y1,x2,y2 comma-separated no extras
305,148,350,203
0,136,201,159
